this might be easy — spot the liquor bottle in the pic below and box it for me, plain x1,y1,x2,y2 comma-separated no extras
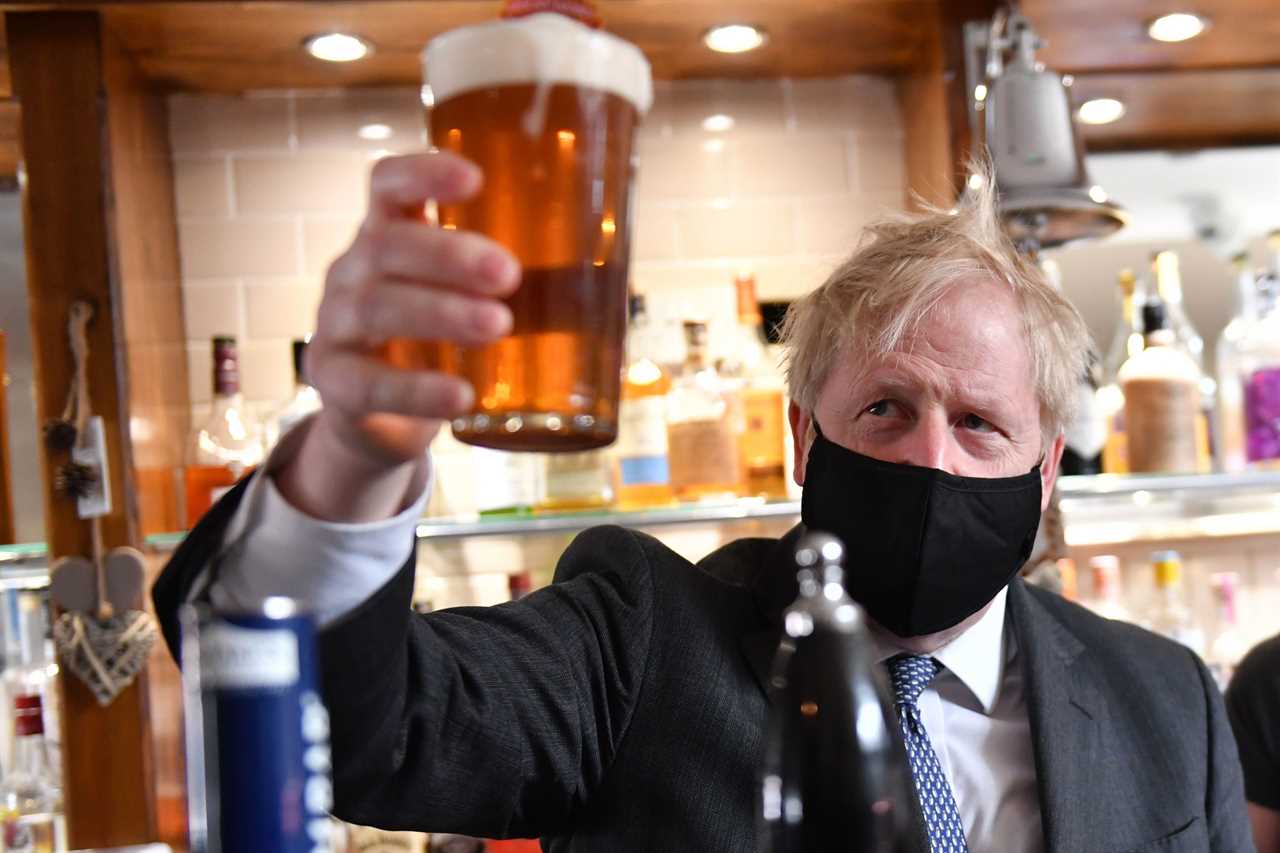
1238,254,1280,469
1206,572,1248,690
758,532,910,852
614,295,675,509
1085,555,1130,622
537,450,613,512
265,338,323,450
1216,254,1257,473
472,449,541,517
2,595,59,800
721,274,789,499
666,321,742,501
1151,250,1214,468
0,689,66,852
184,336,265,525
1119,299,1203,473
1145,550,1204,656
1098,269,1142,474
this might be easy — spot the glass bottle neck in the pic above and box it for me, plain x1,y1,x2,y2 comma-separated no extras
11,731,51,776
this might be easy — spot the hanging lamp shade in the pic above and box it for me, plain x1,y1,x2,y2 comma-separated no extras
981,15,1126,249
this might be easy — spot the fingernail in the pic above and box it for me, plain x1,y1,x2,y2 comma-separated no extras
478,253,518,288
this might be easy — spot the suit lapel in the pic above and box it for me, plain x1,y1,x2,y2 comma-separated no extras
1007,580,1104,853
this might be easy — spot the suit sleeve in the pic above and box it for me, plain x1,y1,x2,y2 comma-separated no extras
1195,651,1258,853
152,485,656,839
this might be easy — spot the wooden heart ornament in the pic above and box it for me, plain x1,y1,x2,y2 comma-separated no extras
53,610,157,707
49,546,145,617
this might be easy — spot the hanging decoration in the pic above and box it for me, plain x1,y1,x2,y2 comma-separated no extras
43,301,158,707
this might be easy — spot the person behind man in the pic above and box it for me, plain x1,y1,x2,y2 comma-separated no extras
153,152,1252,852
1227,633,1280,853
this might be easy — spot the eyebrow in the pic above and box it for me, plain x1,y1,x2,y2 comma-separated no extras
857,370,1013,417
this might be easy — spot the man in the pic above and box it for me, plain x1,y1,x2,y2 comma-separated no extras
154,151,1252,852
1227,633,1280,853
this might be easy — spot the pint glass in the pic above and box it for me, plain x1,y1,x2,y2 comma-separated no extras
388,13,653,452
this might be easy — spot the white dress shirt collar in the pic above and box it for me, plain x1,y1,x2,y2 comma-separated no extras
874,585,1012,715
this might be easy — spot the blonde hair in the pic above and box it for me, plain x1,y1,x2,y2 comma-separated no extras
781,167,1092,441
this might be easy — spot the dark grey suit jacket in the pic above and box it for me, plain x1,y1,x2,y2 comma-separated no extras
153,484,1254,852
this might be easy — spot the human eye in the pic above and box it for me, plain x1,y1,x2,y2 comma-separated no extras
866,399,904,418
959,412,997,433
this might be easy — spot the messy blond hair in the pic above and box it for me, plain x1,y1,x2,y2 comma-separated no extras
781,165,1091,441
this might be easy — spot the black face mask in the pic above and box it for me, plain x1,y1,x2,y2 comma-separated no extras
799,420,1043,638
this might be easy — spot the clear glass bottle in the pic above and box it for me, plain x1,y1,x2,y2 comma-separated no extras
758,532,910,852
720,274,789,500
1098,269,1142,474
1145,550,1204,656
184,336,265,525
666,321,742,502
1086,555,1130,622
1216,253,1257,473
1206,572,1248,690
1119,299,1204,474
0,690,65,852
472,449,541,517
613,295,675,510
265,338,322,451
1150,250,1214,468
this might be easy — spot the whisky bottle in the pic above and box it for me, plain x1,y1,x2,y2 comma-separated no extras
1119,300,1203,474
184,336,265,525
614,295,675,509
722,274,789,499
666,321,742,501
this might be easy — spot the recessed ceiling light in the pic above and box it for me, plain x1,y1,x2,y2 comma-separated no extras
357,123,393,141
1078,97,1126,125
1148,12,1208,43
1088,185,1110,204
303,32,372,63
703,24,766,54
973,84,988,102
701,113,735,133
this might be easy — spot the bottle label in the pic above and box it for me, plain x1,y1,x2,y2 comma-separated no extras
668,419,739,492
543,452,610,502
12,695,43,737
616,397,670,488
739,388,785,467
1122,377,1200,473
619,456,669,487
200,624,300,690
1244,366,1280,463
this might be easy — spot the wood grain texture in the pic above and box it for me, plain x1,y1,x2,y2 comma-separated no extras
1075,67,1280,151
7,10,158,847
102,24,190,539
0,331,13,544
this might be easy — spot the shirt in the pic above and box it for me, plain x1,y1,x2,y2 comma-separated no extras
209,418,1044,852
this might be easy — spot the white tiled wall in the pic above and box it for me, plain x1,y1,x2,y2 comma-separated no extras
168,77,906,418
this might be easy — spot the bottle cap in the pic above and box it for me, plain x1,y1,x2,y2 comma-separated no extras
1140,299,1169,335
508,571,533,600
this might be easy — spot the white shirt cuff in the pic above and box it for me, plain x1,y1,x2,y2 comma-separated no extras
205,415,430,627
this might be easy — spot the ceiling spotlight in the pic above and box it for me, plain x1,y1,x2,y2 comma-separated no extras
303,32,373,63
1077,97,1126,125
701,113,736,132
1147,12,1208,43
357,123,393,141
974,84,988,102
704,24,766,54
1088,185,1109,204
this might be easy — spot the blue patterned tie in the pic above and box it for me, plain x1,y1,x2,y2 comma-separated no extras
887,654,970,853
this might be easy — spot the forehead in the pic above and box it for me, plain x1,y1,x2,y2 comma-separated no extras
824,278,1037,410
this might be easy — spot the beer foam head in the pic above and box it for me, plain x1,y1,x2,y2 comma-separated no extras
423,13,653,114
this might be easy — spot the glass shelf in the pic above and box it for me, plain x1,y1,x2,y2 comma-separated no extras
2,470,1278,569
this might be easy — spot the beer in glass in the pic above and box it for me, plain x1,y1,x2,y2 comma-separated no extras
390,12,653,452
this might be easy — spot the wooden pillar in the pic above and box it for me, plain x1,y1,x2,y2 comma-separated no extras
898,0,997,209
7,10,189,846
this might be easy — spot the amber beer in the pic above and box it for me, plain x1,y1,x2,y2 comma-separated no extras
389,13,653,452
